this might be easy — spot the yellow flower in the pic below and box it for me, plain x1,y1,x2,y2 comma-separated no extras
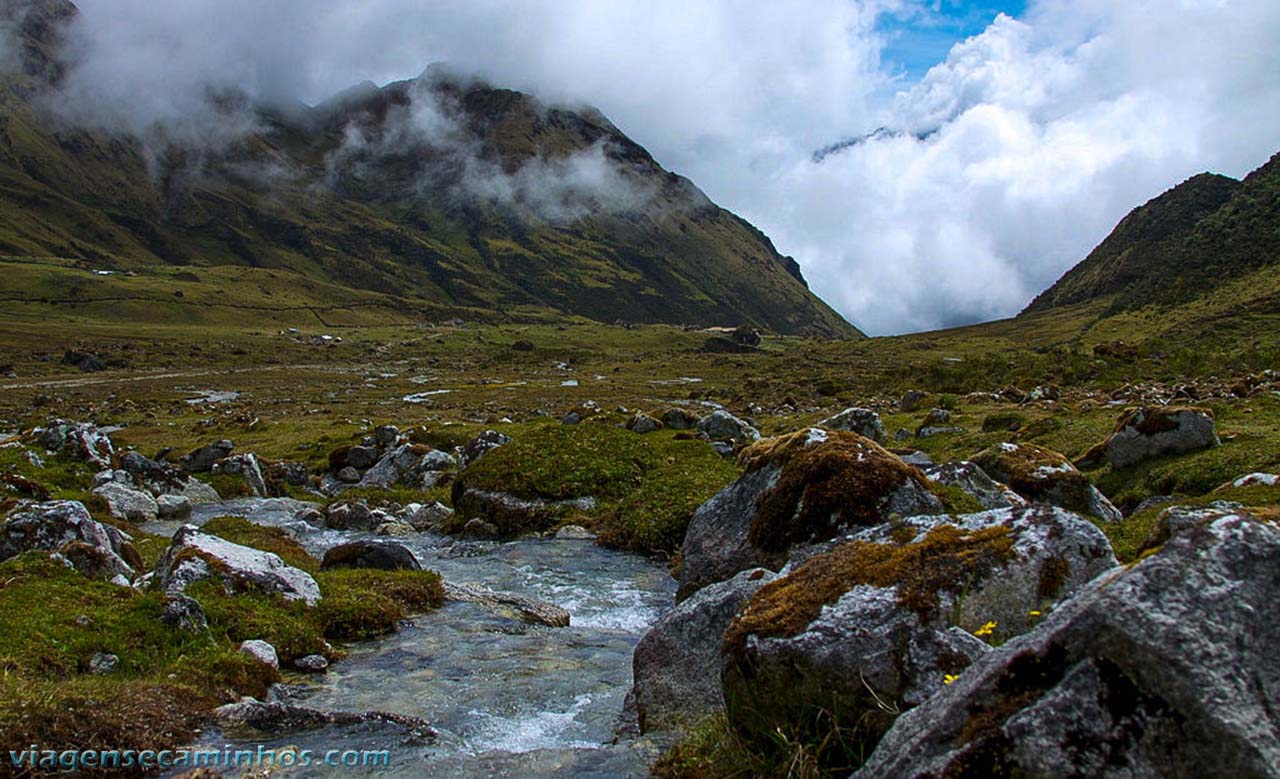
973,620,998,638
1028,610,1042,617
943,674,959,685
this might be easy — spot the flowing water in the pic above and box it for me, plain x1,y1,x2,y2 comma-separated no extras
152,499,677,777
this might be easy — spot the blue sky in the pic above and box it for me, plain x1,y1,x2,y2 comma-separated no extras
877,1,1028,80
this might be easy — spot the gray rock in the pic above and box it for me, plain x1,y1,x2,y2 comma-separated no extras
89,652,119,675
855,511,1280,779
974,442,1122,522
562,410,583,425
294,654,329,673
1097,406,1219,469
925,461,1029,510
336,466,361,483
0,500,136,580
294,507,326,528
179,439,234,473
662,408,699,431
452,487,596,536
171,477,222,505
374,520,415,537
373,425,401,448
156,524,321,605
894,427,912,442
818,407,887,443
678,464,782,601
212,453,268,497
697,410,760,443
923,407,951,425
346,445,380,470
443,581,570,627
632,568,776,733
554,524,595,540
1140,500,1244,552
320,541,421,571
627,413,664,434
461,518,499,538
92,482,160,522
156,493,192,520
898,450,934,467
36,419,114,469
239,639,279,669
460,430,511,467
160,594,209,633
214,698,434,737
402,501,453,531
1223,472,1280,489
359,444,454,489
899,390,926,413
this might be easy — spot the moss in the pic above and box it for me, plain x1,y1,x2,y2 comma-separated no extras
724,525,1015,662
194,471,252,499
930,483,986,515
973,442,1076,495
1037,557,1071,600
740,430,929,556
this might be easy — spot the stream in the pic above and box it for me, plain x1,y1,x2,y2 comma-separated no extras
145,499,677,777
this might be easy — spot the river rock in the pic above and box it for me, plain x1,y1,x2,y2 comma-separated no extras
662,408,699,431
375,520,415,537
452,487,596,536
403,501,453,531
294,654,329,672
179,439,234,473
720,505,1116,771
677,429,942,601
92,481,160,522
212,453,268,497
1083,405,1219,469
460,430,511,467
214,698,435,737
924,461,1028,510
156,524,321,605
36,419,115,469
239,640,279,669
0,500,137,580
818,407,887,443
321,541,421,571
632,568,777,733
554,524,595,540
697,410,760,443
855,511,1280,778
443,581,571,627
973,442,1121,522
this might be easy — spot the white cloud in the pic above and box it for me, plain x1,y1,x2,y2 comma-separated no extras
28,0,1280,333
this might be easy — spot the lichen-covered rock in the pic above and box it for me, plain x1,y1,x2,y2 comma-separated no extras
239,640,279,669
156,524,321,605
212,453,268,497
1139,500,1244,553
973,442,1121,522
1084,405,1219,469
678,429,942,600
924,461,1028,510
0,500,138,580
320,541,421,572
460,430,511,467
855,511,1280,779
92,481,160,522
36,419,115,469
818,407,887,444
626,412,664,434
178,439,234,473
720,506,1116,771
696,410,760,443
160,594,209,633
632,568,776,733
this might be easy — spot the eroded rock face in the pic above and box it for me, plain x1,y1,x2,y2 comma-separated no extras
974,442,1121,522
632,568,777,733
925,461,1029,511
0,500,137,580
678,429,942,600
1087,405,1219,469
818,407,887,444
855,512,1280,779
719,506,1117,772
156,524,321,606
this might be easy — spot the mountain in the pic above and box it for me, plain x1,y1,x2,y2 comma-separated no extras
1025,150,1280,315
0,0,857,338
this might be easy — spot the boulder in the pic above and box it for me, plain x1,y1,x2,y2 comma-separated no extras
156,524,321,605
632,568,776,733
402,501,453,531
452,487,596,537
62,350,105,373
239,640,279,670
36,419,114,469
346,445,380,470
92,481,160,522
359,444,455,489
160,594,209,633
973,442,1122,522
374,520,415,537
1083,405,1219,469
294,654,329,672
924,461,1029,510
1221,472,1280,490
170,477,222,505
899,390,926,413
212,453,268,497
662,408,699,431
626,413,664,434
697,410,760,443
324,502,378,531
320,541,421,572
818,407,887,443
855,511,1280,778
460,430,511,467
373,424,401,448
721,506,1116,771
89,652,118,675
678,429,942,600
0,500,137,580
178,439,234,473
336,466,361,484
1139,500,1244,553
156,494,193,520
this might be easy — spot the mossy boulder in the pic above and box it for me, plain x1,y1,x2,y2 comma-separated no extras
1081,405,1219,469
678,429,942,600
155,524,322,606
720,506,1116,773
855,511,1280,778
924,461,1028,511
973,442,1122,522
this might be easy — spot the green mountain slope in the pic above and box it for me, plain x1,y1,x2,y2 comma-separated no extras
1025,150,1280,315
0,0,857,337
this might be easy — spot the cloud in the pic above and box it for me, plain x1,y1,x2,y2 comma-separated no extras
22,0,1280,332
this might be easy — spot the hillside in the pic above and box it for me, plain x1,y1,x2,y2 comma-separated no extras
0,0,857,337
1025,150,1280,315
